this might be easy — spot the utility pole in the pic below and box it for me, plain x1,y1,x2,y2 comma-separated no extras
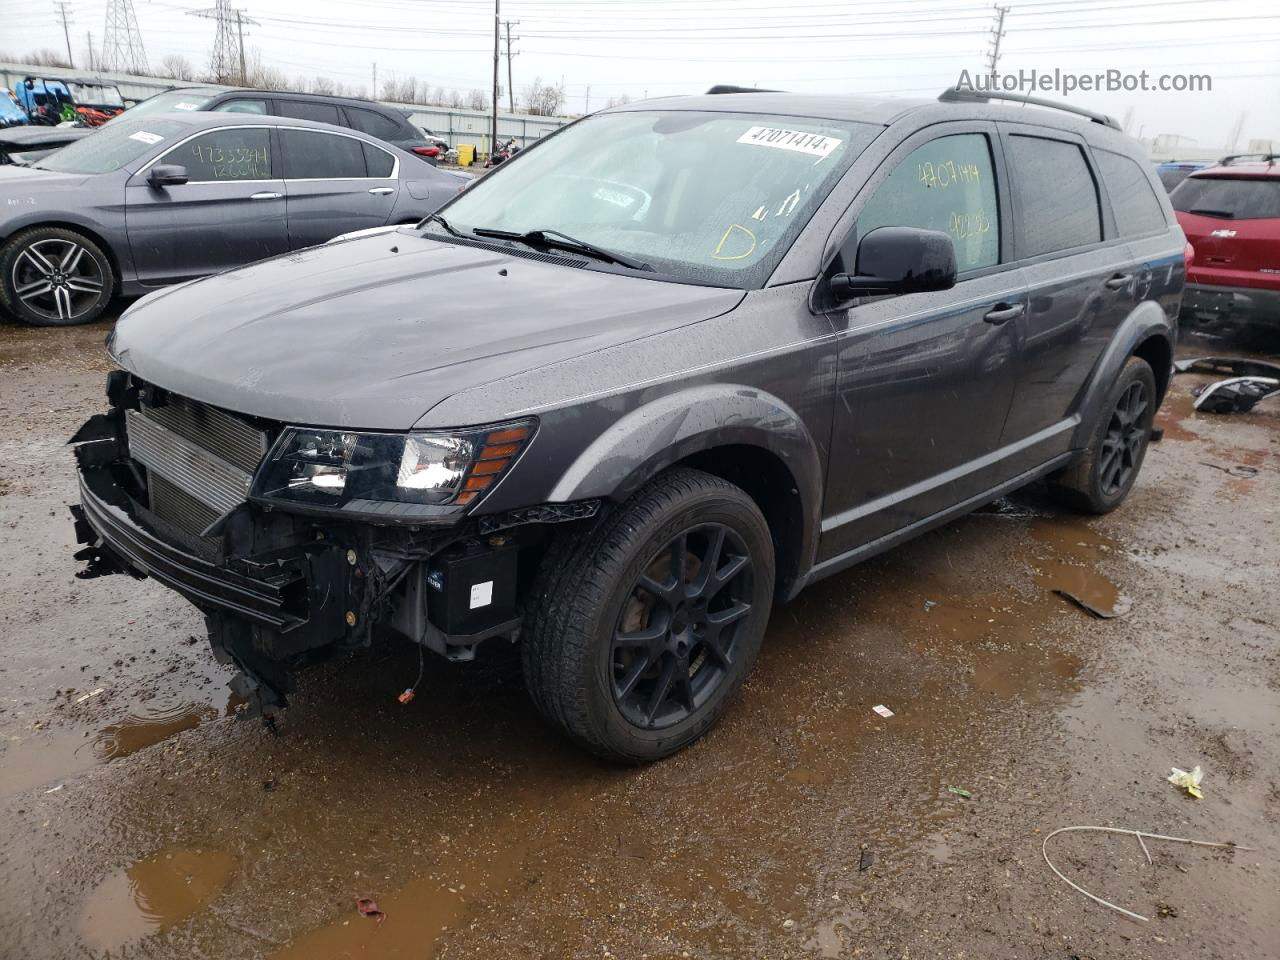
85,30,93,70
372,62,377,97
503,19,519,113
986,4,1010,73
584,84,590,114
54,1,75,68
491,0,500,160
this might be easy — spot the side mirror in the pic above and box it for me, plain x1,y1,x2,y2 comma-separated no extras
830,226,958,299
147,164,188,187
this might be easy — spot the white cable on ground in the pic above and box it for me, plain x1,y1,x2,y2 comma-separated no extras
1041,825,1257,923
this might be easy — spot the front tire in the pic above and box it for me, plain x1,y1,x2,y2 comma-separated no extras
1049,355,1157,514
0,226,115,326
522,468,775,762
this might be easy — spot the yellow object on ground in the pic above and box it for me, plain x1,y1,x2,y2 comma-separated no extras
457,143,475,167
1168,765,1204,799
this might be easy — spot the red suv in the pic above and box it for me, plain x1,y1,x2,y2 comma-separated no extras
1171,154,1280,341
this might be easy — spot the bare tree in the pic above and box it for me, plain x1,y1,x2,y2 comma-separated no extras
158,53,196,81
311,76,336,96
447,89,464,109
604,93,632,108
467,88,489,111
523,76,566,117
22,48,72,68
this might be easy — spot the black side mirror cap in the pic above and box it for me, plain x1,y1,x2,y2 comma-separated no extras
831,226,958,299
147,164,188,187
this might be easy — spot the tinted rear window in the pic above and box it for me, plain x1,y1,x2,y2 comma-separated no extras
277,100,341,124
1008,135,1102,257
346,105,403,141
1171,176,1280,220
282,129,367,178
1096,149,1167,236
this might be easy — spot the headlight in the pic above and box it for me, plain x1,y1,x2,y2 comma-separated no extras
253,421,533,509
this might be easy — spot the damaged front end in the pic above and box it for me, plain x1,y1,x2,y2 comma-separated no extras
70,371,595,719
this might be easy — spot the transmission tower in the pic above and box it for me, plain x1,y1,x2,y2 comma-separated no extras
101,0,149,75
189,0,257,84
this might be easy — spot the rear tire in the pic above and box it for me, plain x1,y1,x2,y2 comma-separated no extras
1048,356,1157,514
521,467,774,762
0,226,115,326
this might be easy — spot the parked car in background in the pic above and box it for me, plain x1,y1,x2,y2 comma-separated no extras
1172,154,1280,340
0,87,27,127
1156,159,1211,193
11,76,126,125
0,112,469,325
0,85,450,166
69,87,1183,762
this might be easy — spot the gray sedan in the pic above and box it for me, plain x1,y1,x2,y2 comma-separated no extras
0,112,470,325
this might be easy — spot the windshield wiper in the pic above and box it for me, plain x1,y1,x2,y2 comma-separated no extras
422,211,464,237
471,227,652,271
1188,207,1236,219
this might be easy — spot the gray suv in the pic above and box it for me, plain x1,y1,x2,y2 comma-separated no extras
70,87,1186,762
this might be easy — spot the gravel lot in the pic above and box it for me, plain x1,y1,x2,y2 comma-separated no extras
1,311,1277,959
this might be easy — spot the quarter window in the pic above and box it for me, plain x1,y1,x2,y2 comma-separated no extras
362,141,395,177
1008,135,1102,257
276,100,341,124
281,129,367,179
1096,149,1167,236
858,133,1000,273
171,127,271,182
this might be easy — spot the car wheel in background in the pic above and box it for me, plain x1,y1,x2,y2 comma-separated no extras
1048,356,1157,514
521,467,775,762
0,226,115,326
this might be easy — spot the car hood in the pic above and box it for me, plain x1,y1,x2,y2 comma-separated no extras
0,163,91,187
0,125,90,148
108,232,745,430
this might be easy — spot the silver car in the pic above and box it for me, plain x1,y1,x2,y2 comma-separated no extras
0,112,469,325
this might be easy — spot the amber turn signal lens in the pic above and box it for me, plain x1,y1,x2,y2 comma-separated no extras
486,426,530,445
479,443,520,459
471,459,508,476
463,475,492,491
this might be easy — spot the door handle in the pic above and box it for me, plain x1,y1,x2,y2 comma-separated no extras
1104,273,1131,290
368,187,395,195
983,302,1025,325
249,191,282,200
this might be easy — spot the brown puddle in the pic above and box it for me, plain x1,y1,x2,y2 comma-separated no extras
78,846,235,953
92,701,220,761
1028,516,1129,619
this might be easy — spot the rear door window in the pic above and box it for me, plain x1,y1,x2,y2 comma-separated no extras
345,106,403,141
362,141,395,177
1096,149,1168,236
281,129,367,179
276,100,341,125
1171,176,1280,220
858,132,1000,273
168,127,271,182
1007,135,1102,257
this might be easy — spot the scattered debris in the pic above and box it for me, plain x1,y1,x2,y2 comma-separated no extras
782,918,795,930
1193,376,1279,414
872,704,894,719
74,688,104,704
356,897,385,925
1174,356,1280,378
947,786,972,799
1168,765,1204,799
1053,588,1132,620
262,779,276,792
45,784,63,794
858,845,875,872
1041,825,1252,922
923,599,937,610
1157,902,1179,918
1199,462,1260,478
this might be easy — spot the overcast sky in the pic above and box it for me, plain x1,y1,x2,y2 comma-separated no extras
3,0,1277,148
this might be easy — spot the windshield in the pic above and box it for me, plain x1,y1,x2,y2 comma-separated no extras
105,89,217,126
35,118,188,174
1171,175,1280,219
68,83,124,107
437,110,879,286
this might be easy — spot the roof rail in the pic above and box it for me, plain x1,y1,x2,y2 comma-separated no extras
938,85,1122,131
706,84,781,95
1218,152,1279,166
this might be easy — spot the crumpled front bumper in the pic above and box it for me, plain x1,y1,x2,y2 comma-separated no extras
71,469,306,629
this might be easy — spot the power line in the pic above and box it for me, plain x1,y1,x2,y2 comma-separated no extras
188,0,257,83
986,4,1010,72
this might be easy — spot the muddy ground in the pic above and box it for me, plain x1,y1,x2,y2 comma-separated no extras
0,311,1277,960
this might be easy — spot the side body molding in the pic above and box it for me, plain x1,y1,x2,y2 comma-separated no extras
1070,299,1175,449
548,384,825,588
